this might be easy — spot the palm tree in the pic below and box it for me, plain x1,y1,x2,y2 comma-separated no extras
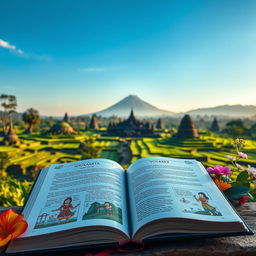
22,108,40,133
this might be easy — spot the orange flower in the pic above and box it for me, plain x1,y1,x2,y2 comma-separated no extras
0,209,28,247
214,178,232,192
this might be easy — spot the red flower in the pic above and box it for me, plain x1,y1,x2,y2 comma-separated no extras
238,196,249,205
0,209,28,247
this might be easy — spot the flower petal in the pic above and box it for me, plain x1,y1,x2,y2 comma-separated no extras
0,210,20,232
0,234,12,247
11,220,28,239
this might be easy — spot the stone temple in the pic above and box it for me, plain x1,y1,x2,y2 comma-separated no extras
176,114,199,138
107,109,155,137
88,114,99,130
47,113,75,135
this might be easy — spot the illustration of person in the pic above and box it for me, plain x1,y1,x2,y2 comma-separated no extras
97,205,105,215
104,202,113,215
194,192,219,216
52,197,80,222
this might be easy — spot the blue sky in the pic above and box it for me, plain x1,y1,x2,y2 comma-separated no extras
0,0,256,115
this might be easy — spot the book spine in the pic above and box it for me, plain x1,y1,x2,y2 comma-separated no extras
124,170,134,238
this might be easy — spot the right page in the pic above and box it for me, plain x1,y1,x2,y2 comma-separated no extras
127,157,245,237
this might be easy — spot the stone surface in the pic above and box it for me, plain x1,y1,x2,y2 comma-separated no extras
1,203,256,256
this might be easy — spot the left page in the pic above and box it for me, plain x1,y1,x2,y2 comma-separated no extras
20,158,129,238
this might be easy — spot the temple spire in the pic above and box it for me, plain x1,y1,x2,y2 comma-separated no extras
127,108,136,123
177,114,199,138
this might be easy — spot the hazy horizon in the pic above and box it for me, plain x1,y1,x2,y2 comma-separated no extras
1,0,256,115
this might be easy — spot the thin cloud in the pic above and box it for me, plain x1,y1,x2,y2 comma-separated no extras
79,66,126,72
0,39,24,55
0,38,52,61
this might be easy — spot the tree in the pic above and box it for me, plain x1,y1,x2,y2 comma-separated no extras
6,95,17,130
79,136,101,159
224,120,249,137
0,152,10,176
250,123,256,138
0,94,9,134
22,108,40,133
3,95,19,145
210,117,220,133
156,118,164,129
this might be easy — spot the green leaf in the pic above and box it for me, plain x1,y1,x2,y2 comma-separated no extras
224,185,250,200
19,183,28,199
222,176,232,183
8,179,20,189
236,171,249,182
0,196,17,207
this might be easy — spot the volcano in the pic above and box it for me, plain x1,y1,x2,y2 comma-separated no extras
91,95,174,117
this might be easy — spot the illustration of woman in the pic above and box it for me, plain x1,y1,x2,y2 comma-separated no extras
194,192,219,216
52,197,80,221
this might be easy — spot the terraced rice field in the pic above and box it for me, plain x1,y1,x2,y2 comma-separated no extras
1,131,256,181
129,136,256,168
0,132,121,179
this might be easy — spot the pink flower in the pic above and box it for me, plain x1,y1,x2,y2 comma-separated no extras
235,163,244,170
225,155,236,161
247,165,256,178
238,152,248,159
207,165,232,175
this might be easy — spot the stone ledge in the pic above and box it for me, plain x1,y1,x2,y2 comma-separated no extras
0,203,256,256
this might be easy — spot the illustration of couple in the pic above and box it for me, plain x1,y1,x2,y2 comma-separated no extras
97,202,113,216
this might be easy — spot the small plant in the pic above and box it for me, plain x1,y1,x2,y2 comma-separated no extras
207,138,254,205
0,177,32,206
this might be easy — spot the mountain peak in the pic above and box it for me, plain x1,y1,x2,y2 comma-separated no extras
90,95,174,117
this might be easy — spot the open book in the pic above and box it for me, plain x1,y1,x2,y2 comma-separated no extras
6,157,253,254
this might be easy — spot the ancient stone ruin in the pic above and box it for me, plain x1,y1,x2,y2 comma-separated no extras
176,114,199,138
3,126,19,145
63,112,70,123
47,113,75,134
107,109,155,137
89,114,99,130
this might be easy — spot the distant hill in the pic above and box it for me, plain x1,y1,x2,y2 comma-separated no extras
185,105,256,117
89,95,175,117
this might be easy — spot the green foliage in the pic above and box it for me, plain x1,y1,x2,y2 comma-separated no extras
0,152,10,173
236,171,249,182
79,136,102,159
22,108,40,133
223,120,250,137
0,177,32,206
224,185,250,200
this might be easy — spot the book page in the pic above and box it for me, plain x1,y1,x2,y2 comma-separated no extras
20,159,129,238
127,157,243,236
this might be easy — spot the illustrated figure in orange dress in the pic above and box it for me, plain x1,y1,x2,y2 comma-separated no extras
52,197,80,221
